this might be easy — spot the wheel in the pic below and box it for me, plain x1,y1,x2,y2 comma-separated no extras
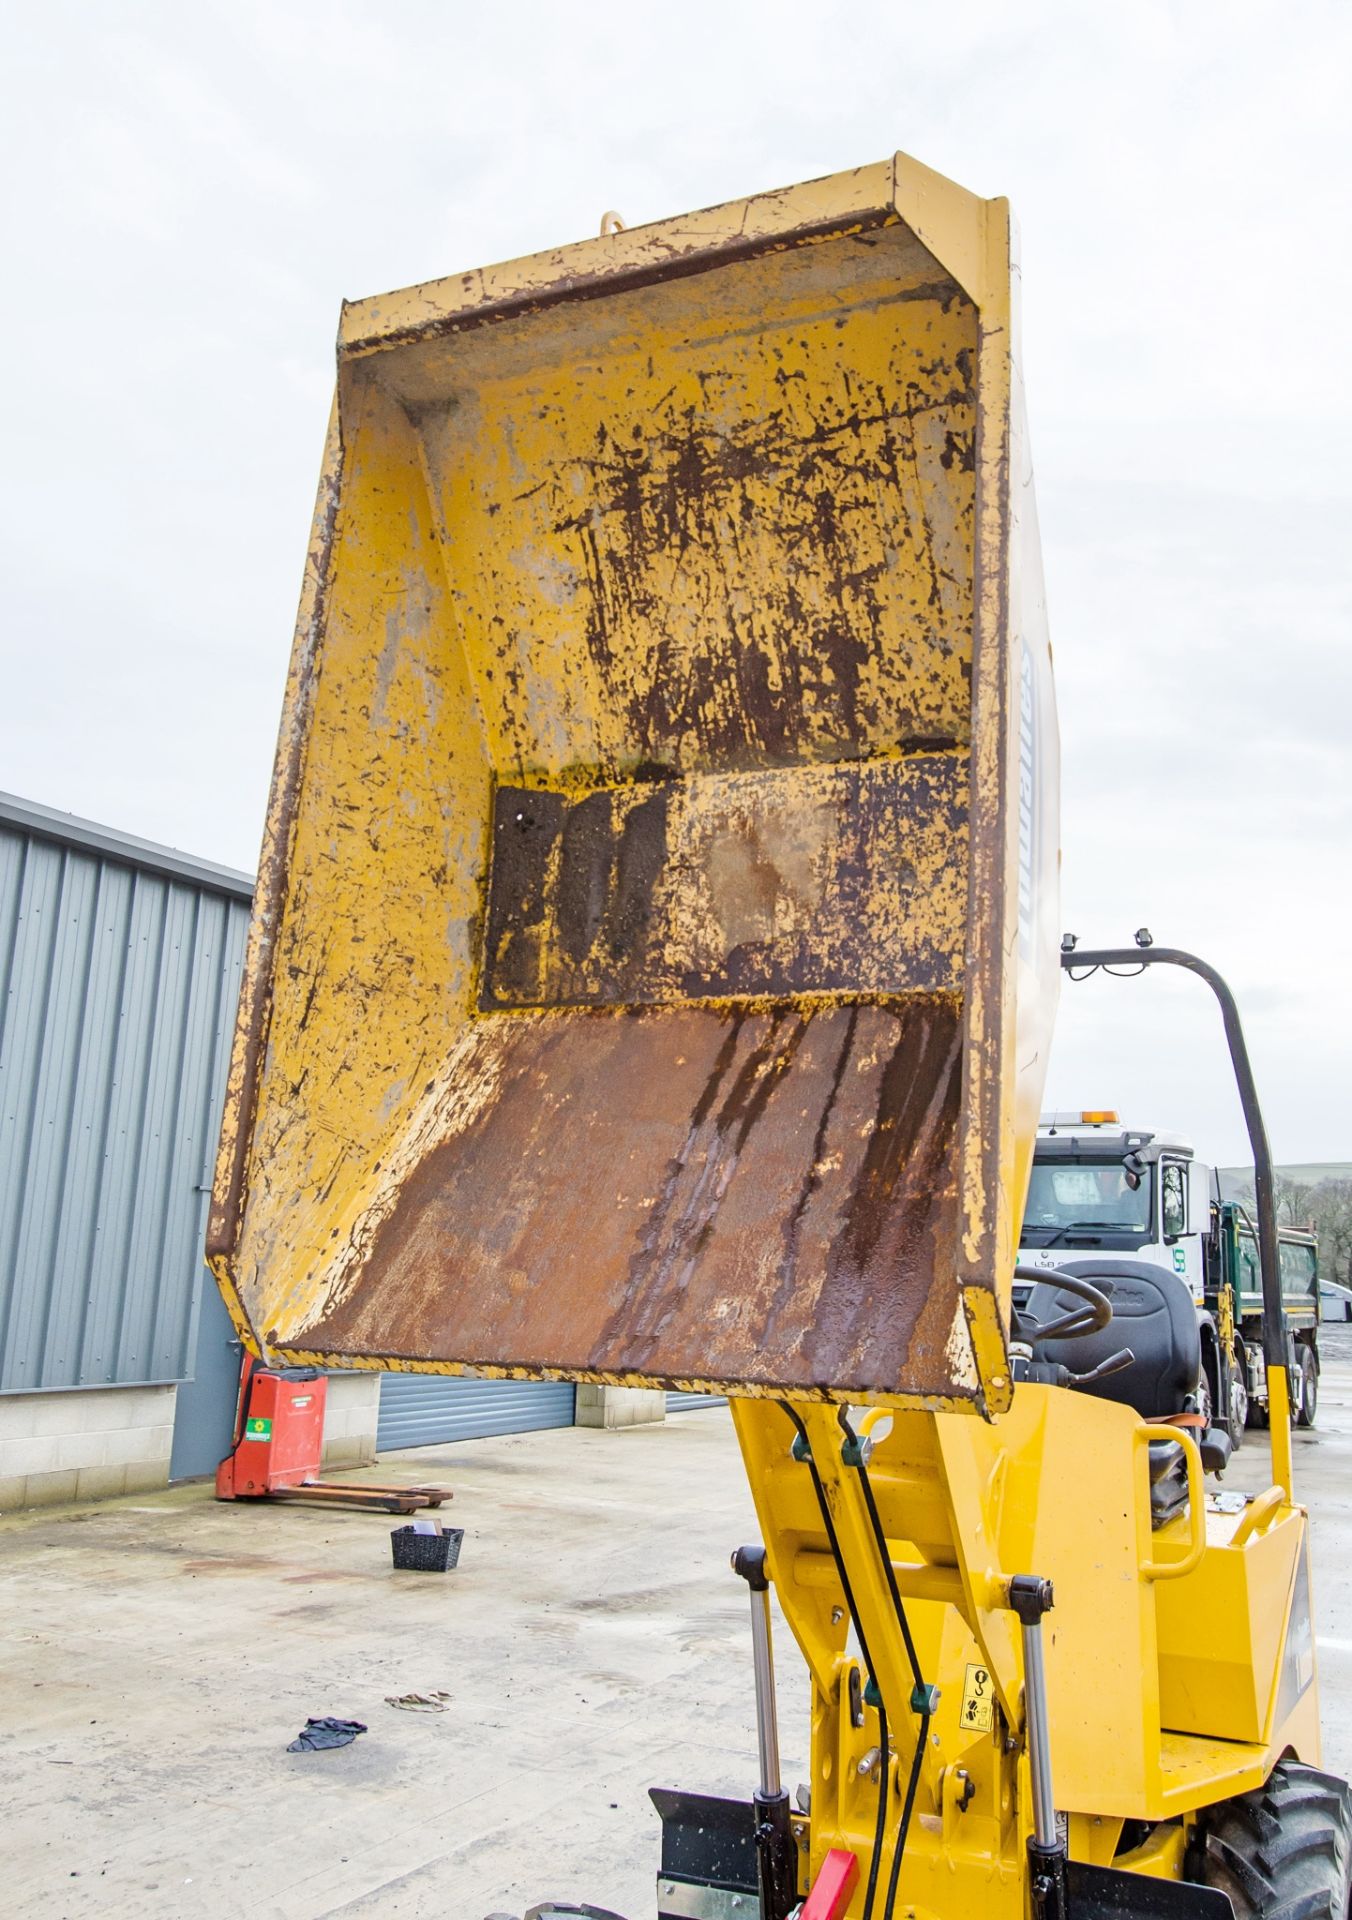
1246,1360,1270,1430
1198,1367,1214,1433
1225,1355,1248,1452
1296,1345,1319,1429
1194,1760,1352,1917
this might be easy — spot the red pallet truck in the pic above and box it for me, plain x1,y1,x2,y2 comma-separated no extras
216,1357,450,1513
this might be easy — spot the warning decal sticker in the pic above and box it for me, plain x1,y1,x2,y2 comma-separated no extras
960,1662,995,1733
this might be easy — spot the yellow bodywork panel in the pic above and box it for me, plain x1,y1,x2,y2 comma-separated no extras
1156,1502,1313,1744
736,1390,1320,1912
208,154,1060,1407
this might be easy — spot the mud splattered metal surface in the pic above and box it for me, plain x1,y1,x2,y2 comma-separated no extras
308,999,963,1398
207,154,1062,1411
481,757,969,1010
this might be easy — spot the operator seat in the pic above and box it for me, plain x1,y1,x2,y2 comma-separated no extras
1019,1258,1217,1522
1020,1257,1202,1420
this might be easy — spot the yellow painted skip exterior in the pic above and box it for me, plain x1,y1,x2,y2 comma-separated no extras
207,152,1060,1410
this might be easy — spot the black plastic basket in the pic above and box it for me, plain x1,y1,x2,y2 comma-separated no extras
391,1525,464,1572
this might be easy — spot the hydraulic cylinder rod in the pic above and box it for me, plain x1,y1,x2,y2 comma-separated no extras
732,1546,798,1920
1010,1576,1066,1920
1018,1611,1056,1846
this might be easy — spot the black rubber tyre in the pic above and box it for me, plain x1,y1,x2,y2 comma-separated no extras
1297,1346,1319,1429
1194,1760,1352,1917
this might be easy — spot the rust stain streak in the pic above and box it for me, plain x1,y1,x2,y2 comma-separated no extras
604,1009,812,1364
302,998,963,1400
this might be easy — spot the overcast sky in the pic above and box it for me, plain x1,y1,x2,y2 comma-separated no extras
3,2,1348,1166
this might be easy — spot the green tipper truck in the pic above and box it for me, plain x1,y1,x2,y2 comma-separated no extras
1211,1200,1319,1440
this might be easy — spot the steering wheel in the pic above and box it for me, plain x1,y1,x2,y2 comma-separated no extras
1013,1264,1114,1343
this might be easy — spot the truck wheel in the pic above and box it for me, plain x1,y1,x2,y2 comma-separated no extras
1194,1760,1352,1917
1246,1376,1270,1431
1225,1357,1248,1451
1296,1346,1319,1429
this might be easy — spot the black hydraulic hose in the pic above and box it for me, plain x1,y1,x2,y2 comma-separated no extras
836,1412,924,1685
778,1402,888,1920
838,1410,930,1920
885,1713,929,1920
866,1703,891,1920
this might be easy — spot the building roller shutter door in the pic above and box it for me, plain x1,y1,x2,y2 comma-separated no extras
666,1391,728,1412
377,1374,575,1449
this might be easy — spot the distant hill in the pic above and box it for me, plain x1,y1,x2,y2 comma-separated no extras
1220,1164,1352,1197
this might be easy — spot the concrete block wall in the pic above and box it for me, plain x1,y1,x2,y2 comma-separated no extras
574,1385,666,1430
0,1385,177,1511
320,1373,380,1468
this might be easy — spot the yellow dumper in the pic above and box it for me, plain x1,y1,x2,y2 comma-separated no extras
209,155,1348,1919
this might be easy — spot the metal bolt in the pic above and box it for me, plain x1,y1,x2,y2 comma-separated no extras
831,1606,844,1625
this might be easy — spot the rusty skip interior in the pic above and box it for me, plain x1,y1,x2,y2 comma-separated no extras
217,202,1005,1403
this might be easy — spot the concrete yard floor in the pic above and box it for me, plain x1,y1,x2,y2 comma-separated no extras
1,1406,803,1919
2,1336,1351,1919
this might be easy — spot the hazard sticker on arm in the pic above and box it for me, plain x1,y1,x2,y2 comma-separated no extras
960,1662,995,1733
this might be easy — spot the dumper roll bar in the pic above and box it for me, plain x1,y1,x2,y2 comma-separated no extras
1060,940,1294,1495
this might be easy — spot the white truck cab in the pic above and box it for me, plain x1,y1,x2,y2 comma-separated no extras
1016,1112,1213,1308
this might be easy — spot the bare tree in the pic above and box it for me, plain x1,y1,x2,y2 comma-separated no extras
1221,1171,1352,1289
1308,1180,1352,1288
1276,1175,1314,1229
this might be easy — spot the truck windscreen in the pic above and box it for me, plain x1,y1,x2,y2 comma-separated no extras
1020,1160,1152,1241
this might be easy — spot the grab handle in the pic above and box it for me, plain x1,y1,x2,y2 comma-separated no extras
1230,1484,1287,1548
1135,1425,1207,1581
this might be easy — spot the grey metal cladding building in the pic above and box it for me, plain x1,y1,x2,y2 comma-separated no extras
0,790,718,1511
0,792,251,1503
0,792,250,1391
